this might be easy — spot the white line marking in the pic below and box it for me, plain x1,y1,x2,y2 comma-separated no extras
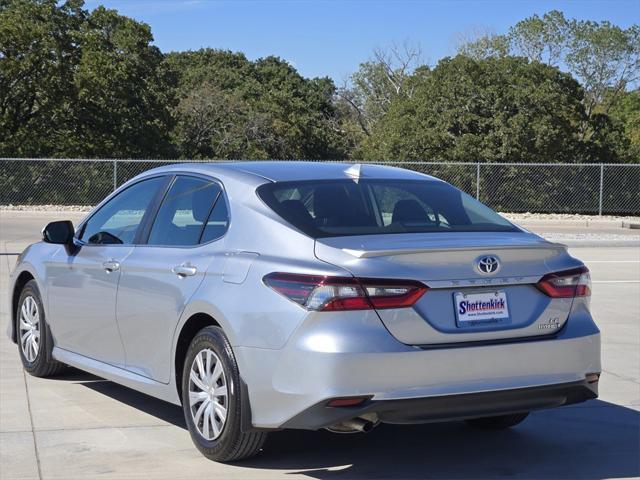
592,280,640,283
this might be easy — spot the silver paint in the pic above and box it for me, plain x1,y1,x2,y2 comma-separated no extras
7,162,601,430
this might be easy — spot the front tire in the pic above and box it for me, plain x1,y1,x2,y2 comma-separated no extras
16,280,67,377
465,412,529,429
181,326,266,462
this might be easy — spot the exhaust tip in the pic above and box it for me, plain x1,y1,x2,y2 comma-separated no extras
586,372,600,383
360,420,375,433
325,416,378,434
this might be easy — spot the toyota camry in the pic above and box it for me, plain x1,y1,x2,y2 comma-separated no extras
8,162,601,461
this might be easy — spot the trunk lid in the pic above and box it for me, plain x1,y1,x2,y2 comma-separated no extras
315,231,581,345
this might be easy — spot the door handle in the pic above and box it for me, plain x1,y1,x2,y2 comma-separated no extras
172,264,197,277
103,260,120,273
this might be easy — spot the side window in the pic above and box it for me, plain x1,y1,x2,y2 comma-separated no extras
80,176,164,245
148,176,221,246
201,196,229,243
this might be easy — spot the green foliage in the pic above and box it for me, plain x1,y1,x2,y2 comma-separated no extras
458,10,639,109
0,0,173,158
509,10,569,65
71,6,173,157
0,2,638,165
456,32,510,61
606,89,640,162
165,50,347,159
0,0,83,156
565,21,640,115
337,43,424,144
359,55,628,211
455,10,639,150
362,56,590,163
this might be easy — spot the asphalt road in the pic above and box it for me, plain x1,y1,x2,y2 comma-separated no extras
0,212,638,479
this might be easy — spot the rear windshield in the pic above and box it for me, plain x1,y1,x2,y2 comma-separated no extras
257,179,518,238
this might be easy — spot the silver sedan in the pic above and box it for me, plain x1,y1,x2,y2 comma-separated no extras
8,162,601,461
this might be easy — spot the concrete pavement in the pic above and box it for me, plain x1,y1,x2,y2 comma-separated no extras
0,212,639,479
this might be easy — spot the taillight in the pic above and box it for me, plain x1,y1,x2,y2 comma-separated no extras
536,266,591,298
263,273,427,311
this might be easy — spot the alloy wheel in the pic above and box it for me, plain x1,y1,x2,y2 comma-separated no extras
188,348,228,440
19,296,40,363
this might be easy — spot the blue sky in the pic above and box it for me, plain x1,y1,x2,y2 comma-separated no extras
84,0,639,81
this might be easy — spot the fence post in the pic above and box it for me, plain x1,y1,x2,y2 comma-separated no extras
598,164,604,216
113,160,117,192
476,163,481,200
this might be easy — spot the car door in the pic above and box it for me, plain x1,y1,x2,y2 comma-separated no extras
116,175,230,383
46,176,168,366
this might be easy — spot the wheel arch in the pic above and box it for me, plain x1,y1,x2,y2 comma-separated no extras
174,312,221,400
11,271,36,343
173,310,257,433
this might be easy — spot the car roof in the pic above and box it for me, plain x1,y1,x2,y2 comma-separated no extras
142,161,437,183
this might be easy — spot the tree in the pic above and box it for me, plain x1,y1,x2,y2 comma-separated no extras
172,83,247,159
455,12,639,150
362,55,624,211
455,12,639,118
606,89,640,161
165,50,348,159
2,2,636,164
338,42,425,138
251,56,347,159
0,0,84,156
0,0,173,158
71,6,173,157
361,56,592,163
455,28,510,60
509,10,569,66
566,21,640,118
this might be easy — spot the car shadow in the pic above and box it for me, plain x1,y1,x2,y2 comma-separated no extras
247,403,640,480
63,369,639,479
60,368,187,428
50,368,107,383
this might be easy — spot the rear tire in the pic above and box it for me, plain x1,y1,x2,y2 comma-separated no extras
16,280,67,377
181,326,267,462
465,412,529,429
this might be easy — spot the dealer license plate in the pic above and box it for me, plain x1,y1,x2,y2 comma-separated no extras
454,290,510,327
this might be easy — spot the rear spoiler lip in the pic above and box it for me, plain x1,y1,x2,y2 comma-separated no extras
342,242,567,259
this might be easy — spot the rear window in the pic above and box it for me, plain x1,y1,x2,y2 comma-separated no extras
257,179,517,238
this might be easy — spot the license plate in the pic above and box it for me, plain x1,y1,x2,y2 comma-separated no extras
454,291,510,327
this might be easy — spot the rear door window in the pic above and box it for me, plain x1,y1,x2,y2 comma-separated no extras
200,197,229,244
147,176,222,246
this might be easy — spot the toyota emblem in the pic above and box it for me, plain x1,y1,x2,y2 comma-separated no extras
477,255,500,274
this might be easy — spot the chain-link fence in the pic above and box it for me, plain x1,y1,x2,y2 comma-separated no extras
1,158,638,215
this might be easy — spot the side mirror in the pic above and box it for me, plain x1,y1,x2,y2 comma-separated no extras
42,220,75,246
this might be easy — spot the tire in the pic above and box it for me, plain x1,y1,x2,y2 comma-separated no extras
465,412,529,430
16,280,67,377
181,326,267,462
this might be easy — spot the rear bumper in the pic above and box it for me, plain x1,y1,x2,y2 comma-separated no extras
235,307,601,430
281,379,598,429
